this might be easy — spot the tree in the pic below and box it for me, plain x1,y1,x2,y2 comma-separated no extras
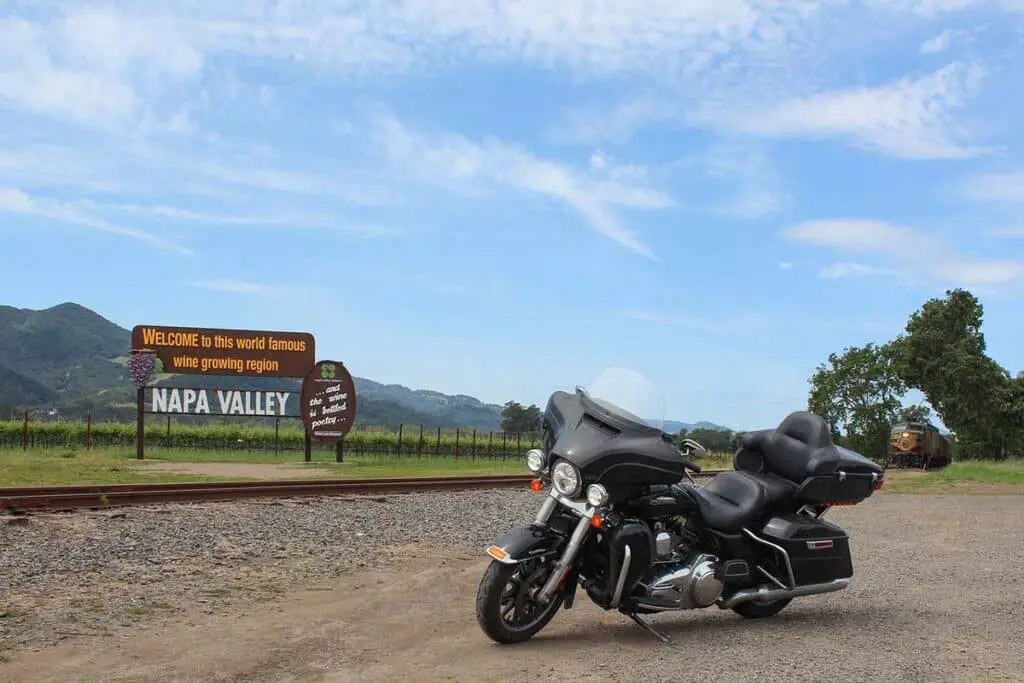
807,342,906,461
500,401,542,434
889,288,1019,459
898,404,932,424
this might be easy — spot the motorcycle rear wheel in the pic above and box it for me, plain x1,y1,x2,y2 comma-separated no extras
475,557,563,644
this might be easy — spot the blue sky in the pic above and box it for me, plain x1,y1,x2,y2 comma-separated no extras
2,1,1024,431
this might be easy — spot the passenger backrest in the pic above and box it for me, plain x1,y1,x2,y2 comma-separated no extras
734,411,841,484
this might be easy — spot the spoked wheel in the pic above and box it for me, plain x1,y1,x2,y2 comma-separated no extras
475,556,563,644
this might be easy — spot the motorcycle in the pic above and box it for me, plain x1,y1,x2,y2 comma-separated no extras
475,367,885,644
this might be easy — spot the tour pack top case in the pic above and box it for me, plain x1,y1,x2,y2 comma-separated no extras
733,411,884,505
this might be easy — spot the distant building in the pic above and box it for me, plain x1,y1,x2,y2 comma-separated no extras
1018,371,1024,380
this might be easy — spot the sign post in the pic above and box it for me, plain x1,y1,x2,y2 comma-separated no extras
129,325,315,459
300,361,358,462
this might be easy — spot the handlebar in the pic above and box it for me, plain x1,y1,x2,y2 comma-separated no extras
678,438,707,475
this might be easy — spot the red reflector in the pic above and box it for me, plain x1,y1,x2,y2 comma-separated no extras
806,540,834,551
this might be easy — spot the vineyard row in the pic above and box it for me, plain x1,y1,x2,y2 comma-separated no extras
0,419,543,455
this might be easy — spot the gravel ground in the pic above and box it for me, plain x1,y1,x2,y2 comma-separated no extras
0,490,540,652
1,491,1023,682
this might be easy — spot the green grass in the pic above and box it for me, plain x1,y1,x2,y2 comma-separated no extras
0,447,235,487
0,444,736,486
884,459,1024,493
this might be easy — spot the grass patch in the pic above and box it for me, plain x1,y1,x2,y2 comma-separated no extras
2,444,738,486
885,460,1024,493
0,447,234,487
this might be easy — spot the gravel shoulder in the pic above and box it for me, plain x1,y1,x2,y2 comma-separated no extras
2,492,1022,682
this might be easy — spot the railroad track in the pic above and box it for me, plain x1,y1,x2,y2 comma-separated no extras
0,470,727,513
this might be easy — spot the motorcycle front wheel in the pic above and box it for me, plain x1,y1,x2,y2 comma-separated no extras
475,556,563,644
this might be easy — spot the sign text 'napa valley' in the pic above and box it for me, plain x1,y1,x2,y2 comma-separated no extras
147,388,298,417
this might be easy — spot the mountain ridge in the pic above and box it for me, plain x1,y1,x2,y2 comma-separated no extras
0,302,733,432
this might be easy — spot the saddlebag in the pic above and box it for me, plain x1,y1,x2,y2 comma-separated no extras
758,513,853,587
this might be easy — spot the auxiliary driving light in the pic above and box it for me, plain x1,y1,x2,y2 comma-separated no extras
586,484,609,507
525,448,545,473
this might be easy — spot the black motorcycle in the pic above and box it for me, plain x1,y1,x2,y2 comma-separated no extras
476,368,884,644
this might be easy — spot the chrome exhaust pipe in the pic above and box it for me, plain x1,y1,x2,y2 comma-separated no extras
718,578,850,609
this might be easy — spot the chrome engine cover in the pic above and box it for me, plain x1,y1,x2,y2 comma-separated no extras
637,552,724,611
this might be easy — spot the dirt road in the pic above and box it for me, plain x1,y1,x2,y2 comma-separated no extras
3,494,1022,682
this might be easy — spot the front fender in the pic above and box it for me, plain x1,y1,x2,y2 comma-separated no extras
485,524,564,564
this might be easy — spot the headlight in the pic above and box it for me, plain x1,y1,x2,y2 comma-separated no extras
586,484,609,507
525,449,545,473
552,461,581,497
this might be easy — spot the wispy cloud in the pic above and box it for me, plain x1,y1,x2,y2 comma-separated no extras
186,279,291,297
920,29,954,54
781,218,1024,287
957,169,1024,203
697,62,990,160
0,187,193,255
371,113,671,258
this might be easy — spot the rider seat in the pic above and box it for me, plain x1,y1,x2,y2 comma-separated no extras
690,471,767,533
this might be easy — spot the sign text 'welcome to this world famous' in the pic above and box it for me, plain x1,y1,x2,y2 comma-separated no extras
131,325,315,379
146,388,300,417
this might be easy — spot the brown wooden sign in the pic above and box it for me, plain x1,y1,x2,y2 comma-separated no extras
131,325,315,379
300,360,357,444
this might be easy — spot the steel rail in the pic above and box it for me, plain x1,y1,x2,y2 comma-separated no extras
0,470,728,513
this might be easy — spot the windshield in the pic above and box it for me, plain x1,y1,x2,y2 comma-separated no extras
577,366,666,432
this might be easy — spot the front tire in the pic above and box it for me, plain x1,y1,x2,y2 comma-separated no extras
475,558,563,644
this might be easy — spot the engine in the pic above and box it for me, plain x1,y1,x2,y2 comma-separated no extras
635,518,724,611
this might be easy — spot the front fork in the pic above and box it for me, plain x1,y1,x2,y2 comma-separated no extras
535,492,598,604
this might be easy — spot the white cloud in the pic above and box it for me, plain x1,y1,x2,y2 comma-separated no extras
920,29,954,54
958,169,1024,203
0,187,193,255
781,218,1024,287
778,262,794,270
372,114,671,258
186,279,292,297
698,62,989,160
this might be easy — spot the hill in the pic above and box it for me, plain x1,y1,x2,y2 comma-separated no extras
0,302,732,432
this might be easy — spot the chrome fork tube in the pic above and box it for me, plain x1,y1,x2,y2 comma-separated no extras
537,513,592,603
534,496,557,525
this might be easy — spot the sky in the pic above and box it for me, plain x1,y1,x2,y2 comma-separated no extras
2,1,1024,431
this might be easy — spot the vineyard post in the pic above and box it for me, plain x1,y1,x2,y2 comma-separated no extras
274,418,280,455
135,386,145,460
455,429,460,460
502,432,507,460
471,428,477,460
516,432,521,455
418,424,424,458
166,415,171,440
488,431,493,458
22,410,28,450
397,424,404,458
304,428,311,462
435,426,441,456
86,412,92,450
336,437,344,463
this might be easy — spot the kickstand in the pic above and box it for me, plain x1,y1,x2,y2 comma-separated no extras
627,613,670,644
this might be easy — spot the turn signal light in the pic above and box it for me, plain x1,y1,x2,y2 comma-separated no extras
874,478,885,490
529,479,543,492
591,514,604,528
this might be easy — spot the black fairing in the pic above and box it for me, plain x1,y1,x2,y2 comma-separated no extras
542,390,685,490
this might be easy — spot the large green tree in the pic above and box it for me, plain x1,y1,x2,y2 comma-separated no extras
807,342,906,460
889,288,1020,459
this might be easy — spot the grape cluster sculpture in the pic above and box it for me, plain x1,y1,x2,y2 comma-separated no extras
127,352,155,388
